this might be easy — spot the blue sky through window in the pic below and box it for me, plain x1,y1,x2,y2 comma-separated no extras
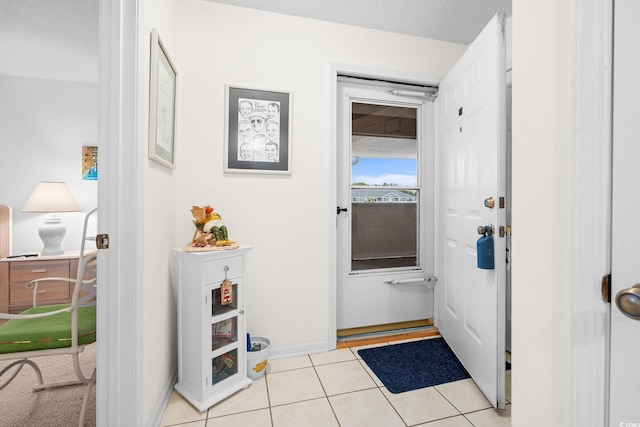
352,158,417,187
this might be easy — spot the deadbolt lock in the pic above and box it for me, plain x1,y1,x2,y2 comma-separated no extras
484,197,495,209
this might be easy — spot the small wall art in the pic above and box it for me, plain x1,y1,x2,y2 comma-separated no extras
82,145,98,180
224,85,292,174
149,28,178,169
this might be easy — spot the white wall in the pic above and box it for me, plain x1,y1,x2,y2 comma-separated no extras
0,75,98,255
175,1,466,355
141,0,181,424
511,0,573,425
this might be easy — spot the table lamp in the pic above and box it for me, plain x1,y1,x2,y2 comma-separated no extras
21,181,81,256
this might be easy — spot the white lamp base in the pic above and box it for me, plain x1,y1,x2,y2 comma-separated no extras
38,214,66,256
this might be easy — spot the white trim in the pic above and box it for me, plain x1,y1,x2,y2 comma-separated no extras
570,0,612,424
269,340,332,359
98,0,142,425
146,370,177,427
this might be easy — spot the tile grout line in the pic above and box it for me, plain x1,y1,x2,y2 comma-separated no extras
308,355,342,427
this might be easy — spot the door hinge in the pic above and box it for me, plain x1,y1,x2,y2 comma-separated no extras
499,197,505,209
96,234,110,249
601,273,612,303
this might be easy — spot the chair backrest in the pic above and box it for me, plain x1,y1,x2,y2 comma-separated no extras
69,208,97,346
73,208,98,307
0,205,11,259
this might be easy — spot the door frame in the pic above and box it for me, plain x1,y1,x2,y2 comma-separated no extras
329,64,442,348
569,0,612,424
335,80,434,331
98,0,142,424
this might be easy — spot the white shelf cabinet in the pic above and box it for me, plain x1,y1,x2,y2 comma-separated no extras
172,245,252,411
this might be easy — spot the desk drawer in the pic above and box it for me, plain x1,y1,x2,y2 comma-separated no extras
9,260,71,305
9,280,70,304
9,260,71,283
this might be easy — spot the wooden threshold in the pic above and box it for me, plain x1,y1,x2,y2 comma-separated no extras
337,319,433,338
336,319,439,349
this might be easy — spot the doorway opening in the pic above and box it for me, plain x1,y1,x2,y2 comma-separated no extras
336,76,436,340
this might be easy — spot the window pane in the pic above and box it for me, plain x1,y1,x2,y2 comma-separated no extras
349,102,420,272
351,103,417,186
351,191,419,271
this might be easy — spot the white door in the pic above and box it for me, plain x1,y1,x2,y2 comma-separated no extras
610,0,640,423
435,13,506,409
336,79,435,331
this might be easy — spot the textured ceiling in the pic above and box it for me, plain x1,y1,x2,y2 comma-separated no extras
0,0,510,83
0,0,99,82
208,0,512,44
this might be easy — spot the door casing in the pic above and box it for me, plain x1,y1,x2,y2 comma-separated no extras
329,65,443,348
336,79,435,331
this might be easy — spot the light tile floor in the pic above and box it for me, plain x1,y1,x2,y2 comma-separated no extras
160,337,512,427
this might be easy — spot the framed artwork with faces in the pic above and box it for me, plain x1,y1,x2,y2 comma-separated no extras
224,85,292,174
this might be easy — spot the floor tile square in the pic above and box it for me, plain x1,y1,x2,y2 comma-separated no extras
266,367,325,406
309,348,355,366
357,359,384,387
329,388,405,427
266,355,312,374
382,386,459,425
435,379,491,414
208,376,269,418
207,408,272,426
416,415,474,426
349,342,389,359
271,397,339,427
165,421,206,427
159,391,206,426
315,360,377,395
464,404,511,427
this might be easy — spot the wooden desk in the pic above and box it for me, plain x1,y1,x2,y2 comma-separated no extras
0,251,94,314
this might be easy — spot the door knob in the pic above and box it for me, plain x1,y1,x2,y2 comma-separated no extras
615,284,640,320
477,225,494,235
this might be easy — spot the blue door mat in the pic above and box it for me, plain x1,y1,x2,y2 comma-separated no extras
358,337,470,394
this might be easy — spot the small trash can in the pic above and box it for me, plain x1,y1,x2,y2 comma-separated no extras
247,336,270,380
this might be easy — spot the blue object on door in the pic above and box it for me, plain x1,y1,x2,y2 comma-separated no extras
477,226,495,269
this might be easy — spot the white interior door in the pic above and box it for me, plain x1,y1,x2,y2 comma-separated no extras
610,0,640,423
435,13,506,409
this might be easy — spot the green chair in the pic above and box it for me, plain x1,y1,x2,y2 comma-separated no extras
0,208,97,426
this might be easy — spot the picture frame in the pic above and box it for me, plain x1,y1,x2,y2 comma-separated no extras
224,85,292,174
148,28,178,169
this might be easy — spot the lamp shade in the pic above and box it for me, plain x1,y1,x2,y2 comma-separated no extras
21,182,81,213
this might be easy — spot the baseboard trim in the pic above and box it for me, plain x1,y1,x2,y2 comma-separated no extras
147,367,178,427
268,340,332,360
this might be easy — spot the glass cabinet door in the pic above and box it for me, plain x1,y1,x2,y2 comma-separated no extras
212,348,238,384
208,278,242,386
211,282,238,316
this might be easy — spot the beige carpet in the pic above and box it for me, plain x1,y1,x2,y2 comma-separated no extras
0,343,96,427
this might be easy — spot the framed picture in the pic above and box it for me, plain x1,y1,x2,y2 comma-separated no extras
148,28,178,169
224,85,292,174
82,145,98,180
